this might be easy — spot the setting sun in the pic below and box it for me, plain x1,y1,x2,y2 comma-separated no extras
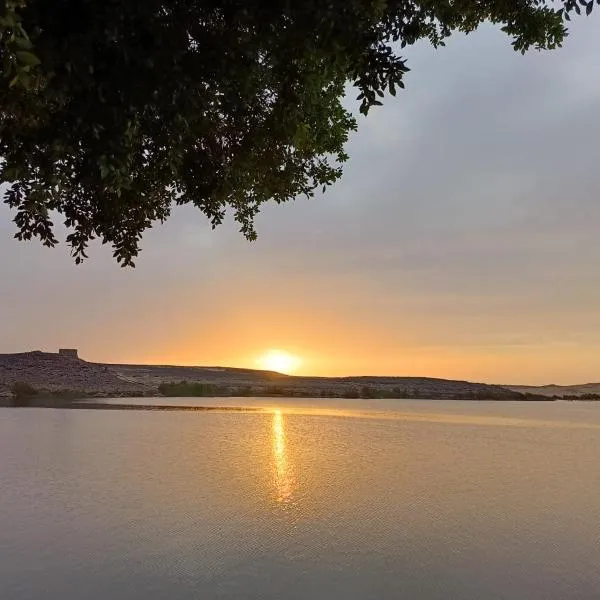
257,349,301,374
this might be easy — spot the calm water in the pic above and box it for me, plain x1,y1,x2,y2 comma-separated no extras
2,399,600,599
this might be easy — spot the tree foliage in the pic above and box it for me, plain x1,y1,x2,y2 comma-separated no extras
0,0,592,265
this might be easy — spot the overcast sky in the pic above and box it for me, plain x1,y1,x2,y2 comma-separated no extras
1,15,599,385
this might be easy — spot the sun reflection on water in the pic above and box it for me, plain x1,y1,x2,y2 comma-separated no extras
272,410,295,504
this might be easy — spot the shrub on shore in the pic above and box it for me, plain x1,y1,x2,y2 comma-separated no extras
158,381,219,397
155,380,530,401
10,381,38,399
9,381,39,406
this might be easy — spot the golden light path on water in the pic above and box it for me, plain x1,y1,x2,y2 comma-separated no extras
272,410,295,504
262,402,600,505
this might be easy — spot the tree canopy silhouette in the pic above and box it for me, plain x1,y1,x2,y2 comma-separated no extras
0,0,593,264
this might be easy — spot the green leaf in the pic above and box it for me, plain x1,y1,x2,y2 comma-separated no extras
15,51,41,67
14,37,33,51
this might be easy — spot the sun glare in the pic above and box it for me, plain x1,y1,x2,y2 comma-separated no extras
258,349,301,374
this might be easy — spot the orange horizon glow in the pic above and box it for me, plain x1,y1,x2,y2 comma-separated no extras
33,294,600,387
69,342,600,387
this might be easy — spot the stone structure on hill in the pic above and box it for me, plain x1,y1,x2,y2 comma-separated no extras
58,348,79,359
0,351,150,397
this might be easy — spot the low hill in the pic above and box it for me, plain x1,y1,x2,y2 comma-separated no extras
105,362,522,399
505,383,600,398
0,350,528,400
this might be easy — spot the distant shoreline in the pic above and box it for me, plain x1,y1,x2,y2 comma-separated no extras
0,396,572,412
0,397,266,411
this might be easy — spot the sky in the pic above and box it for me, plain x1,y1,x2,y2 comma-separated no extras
1,15,600,385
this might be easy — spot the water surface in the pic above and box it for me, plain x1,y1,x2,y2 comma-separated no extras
2,399,600,599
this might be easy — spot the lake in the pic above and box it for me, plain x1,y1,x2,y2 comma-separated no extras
2,399,600,599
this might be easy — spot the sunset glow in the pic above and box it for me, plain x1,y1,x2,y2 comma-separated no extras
257,350,302,375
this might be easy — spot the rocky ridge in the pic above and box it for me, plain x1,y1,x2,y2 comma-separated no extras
0,352,150,396
1,351,524,400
